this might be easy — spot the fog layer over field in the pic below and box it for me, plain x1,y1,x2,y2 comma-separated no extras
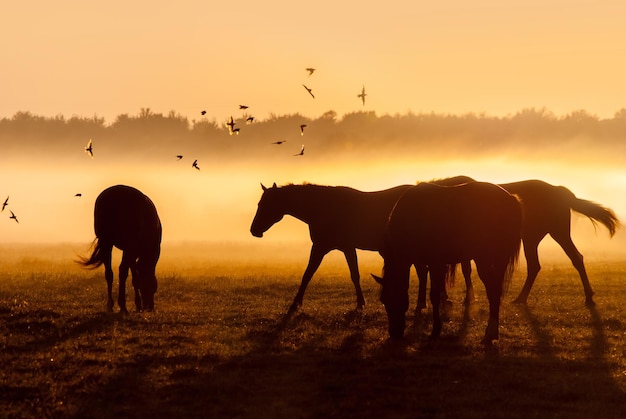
1,109,625,260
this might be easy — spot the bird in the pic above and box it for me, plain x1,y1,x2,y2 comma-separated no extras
1,196,7,212
226,116,236,134
239,105,249,110
176,155,183,160
9,211,18,224
75,193,82,197
305,67,316,76
302,84,315,98
192,160,200,170
246,116,254,124
272,140,287,145
85,139,94,158
357,85,367,105
232,128,241,135
201,110,207,115
294,145,305,156
299,124,307,135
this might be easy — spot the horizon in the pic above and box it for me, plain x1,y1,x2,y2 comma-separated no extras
3,2,626,122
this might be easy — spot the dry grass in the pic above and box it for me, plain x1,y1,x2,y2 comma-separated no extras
1,242,625,418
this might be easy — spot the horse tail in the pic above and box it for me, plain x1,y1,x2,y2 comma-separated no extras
503,194,524,293
444,263,457,289
565,189,620,236
76,238,105,269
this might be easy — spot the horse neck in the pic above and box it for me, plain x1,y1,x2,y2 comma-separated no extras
279,186,323,224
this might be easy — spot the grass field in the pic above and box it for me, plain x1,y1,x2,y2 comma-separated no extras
1,242,625,418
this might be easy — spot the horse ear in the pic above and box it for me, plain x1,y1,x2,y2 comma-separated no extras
272,182,277,188
371,274,383,284
261,183,267,191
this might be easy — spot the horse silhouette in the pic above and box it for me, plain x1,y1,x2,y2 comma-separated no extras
416,177,620,309
373,182,522,344
250,182,413,312
79,185,162,313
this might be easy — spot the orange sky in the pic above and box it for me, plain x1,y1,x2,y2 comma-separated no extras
2,1,626,250
2,1,626,123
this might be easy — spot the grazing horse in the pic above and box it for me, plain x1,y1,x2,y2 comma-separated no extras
373,182,522,344
250,182,413,313
79,185,162,312
416,177,620,309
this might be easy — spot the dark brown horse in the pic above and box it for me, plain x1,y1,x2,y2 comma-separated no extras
416,177,620,309
79,185,162,312
250,182,412,312
373,182,522,344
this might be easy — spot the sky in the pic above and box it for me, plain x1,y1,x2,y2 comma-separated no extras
2,1,626,123
2,0,626,253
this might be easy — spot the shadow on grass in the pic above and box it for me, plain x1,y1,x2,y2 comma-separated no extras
2,300,624,418
65,307,624,418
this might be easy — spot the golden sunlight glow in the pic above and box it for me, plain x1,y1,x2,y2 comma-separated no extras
1,1,625,263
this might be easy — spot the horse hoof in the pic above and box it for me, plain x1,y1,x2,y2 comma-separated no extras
513,297,527,305
585,299,596,307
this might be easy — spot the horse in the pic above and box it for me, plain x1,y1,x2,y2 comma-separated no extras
250,182,413,313
415,177,620,309
79,185,162,313
373,182,522,344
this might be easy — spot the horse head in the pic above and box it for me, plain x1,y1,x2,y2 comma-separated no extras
136,250,159,311
372,267,410,340
250,182,284,238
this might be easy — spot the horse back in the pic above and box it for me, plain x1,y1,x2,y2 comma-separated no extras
94,185,161,253
308,184,412,250
388,182,522,264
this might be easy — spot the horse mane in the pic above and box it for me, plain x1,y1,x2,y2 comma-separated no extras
419,175,477,186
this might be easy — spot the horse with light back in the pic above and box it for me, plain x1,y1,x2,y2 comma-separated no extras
79,185,162,312
373,181,522,344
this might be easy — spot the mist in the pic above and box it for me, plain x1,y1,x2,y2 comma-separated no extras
1,108,625,260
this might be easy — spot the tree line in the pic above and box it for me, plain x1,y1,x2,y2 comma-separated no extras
2,107,626,162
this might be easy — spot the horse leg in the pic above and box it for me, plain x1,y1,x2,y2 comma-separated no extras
102,245,114,312
477,262,503,345
551,232,594,306
117,252,132,313
513,236,543,304
289,244,327,313
343,248,365,310
429,265,446,339
414,264,429,312
461,260,476,305
129,259,142,312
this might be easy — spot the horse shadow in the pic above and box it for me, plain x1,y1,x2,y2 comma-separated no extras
10,291,612,418
68,303,625,417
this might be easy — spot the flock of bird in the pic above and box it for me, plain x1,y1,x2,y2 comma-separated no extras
2,196,18,224
4,68,367,226
191,68,367,169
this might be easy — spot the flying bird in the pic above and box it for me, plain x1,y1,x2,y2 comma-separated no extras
75,193,82,197
201,110,207,115
1,196,7,212
85,139,94,158
232,128,241,135
176,155,183,160
294,145,305,156
226,116,236,134
357,85,367,105
192,160,200,170
246,116,254,124
239,105,249,110
302,84,315,98
9,211,18,224
299,124,307,135
272,140,287,145
305,67,316,76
